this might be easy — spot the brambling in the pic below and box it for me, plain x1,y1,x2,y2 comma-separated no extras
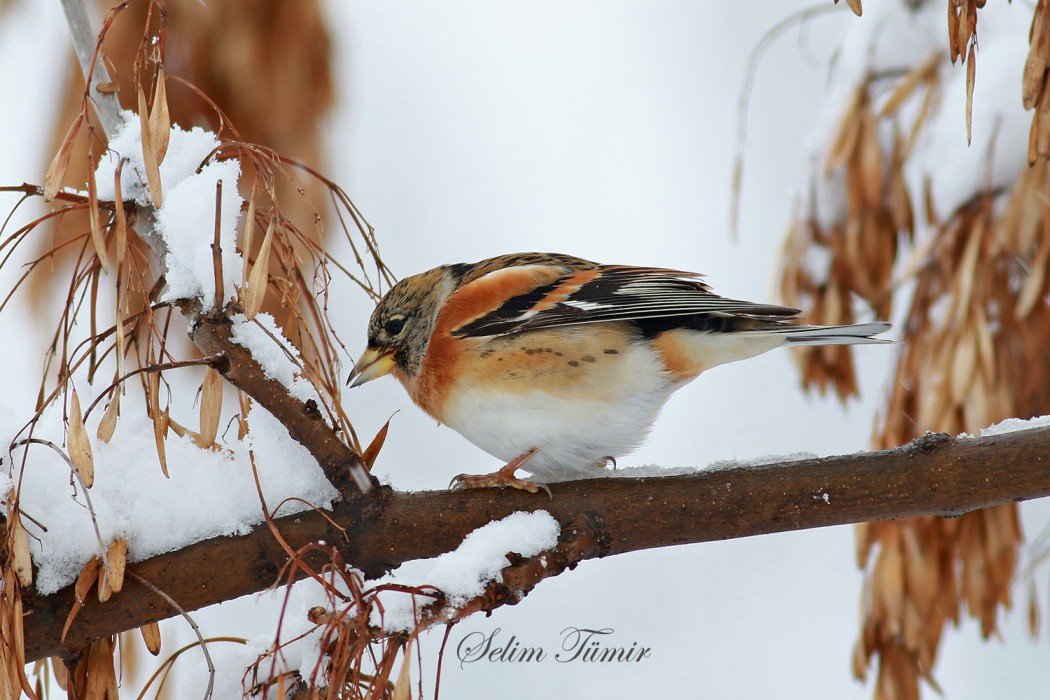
348,253,890,493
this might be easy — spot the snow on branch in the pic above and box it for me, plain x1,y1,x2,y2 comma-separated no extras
22,421,1050,664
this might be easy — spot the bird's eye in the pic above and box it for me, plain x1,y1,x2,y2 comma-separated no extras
385,317,406,336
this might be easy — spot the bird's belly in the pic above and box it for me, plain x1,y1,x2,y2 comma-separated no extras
435,330,677,480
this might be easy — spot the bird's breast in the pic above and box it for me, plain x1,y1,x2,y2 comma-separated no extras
406,323,681,475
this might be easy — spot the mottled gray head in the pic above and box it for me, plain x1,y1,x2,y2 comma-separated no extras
349,266,456,386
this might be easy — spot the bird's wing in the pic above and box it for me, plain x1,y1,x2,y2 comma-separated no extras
447,261,800,338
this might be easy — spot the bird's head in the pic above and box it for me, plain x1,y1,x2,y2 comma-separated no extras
348,267,455,387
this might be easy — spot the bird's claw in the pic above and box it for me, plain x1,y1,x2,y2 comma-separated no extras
448,448,551,497
450,471,551,496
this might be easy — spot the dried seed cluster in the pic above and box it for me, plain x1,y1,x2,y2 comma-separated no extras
779,76,922,400
5,2,391,698
1025,0,1050,162
779,6,1050,699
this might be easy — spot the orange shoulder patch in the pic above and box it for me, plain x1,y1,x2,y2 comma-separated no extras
436,264,567,336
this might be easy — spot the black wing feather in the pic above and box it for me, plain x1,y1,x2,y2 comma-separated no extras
452,265,801,338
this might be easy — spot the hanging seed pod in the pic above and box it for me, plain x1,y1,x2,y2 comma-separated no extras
68,390,95,489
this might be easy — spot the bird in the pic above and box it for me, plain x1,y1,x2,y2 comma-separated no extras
347,252,891,493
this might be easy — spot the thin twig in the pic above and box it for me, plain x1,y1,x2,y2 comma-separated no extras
211,180,224,309
133,637,247,700
82,355,225,421
729,4,840,239
127,571,216,700
13,438,108,568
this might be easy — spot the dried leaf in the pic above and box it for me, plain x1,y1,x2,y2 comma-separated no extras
900,524,937,613
953,212,986,326
1016,241,1049,318
84,637,118,700
68,390,95,489
115,316,126,391
106,538,127,594
197,367,222,448
51,658,68,690
857,109,883,209
855,521,873,568
148,373,169,478
880,53,938,118
96,391,120,443
148,66,171,164
948,0,961,63
874,539,905,626
75,557,101,604
845,0,862,16
10,513,33,588
153,410,169,479
243,219,275,319
10,594,26,675
237,391,251,440
140,621,161,656
1022,2,1050,109
113,164,127,267
166,415,192,440
852,638,869,681
888,162,914,233
1028,579,1039,639
949,330,977,403
825,88,864,175
138,86,163,208
0,652,14,700
905,85,936,160
973,307,996,381
957,0,976,62
44,113,84,201
1029,92,1042,166
97,566,112,603
392,643,413,700
965,40,976,146
64,558,101,643
86,152,109,274
241,196,257,285
1037,82,1050,160
363,418,392,470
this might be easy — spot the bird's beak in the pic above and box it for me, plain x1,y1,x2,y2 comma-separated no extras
347,346,396,388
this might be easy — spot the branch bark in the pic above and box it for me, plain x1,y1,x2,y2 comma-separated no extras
59,0,123,138
189,310,371,497
22,424,1050,663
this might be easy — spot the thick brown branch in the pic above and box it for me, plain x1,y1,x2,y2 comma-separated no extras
21,425,1050,663
188,311,370,496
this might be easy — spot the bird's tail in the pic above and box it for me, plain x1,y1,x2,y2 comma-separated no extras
772,321,893,346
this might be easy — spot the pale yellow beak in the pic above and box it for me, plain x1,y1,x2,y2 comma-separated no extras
347,346,396,388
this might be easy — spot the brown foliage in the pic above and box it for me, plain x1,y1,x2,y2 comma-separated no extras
778,5,1050,699
30,0,337,349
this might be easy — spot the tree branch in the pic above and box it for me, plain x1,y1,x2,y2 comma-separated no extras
188,310,371,497
21,424,1050,663
59,0,123,137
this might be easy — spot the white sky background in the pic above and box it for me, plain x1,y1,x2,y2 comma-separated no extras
1,1,1050,698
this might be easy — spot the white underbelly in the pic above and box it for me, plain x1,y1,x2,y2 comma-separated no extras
439,341,677,480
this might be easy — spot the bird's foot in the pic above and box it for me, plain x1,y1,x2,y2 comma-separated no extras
450,448,551,496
